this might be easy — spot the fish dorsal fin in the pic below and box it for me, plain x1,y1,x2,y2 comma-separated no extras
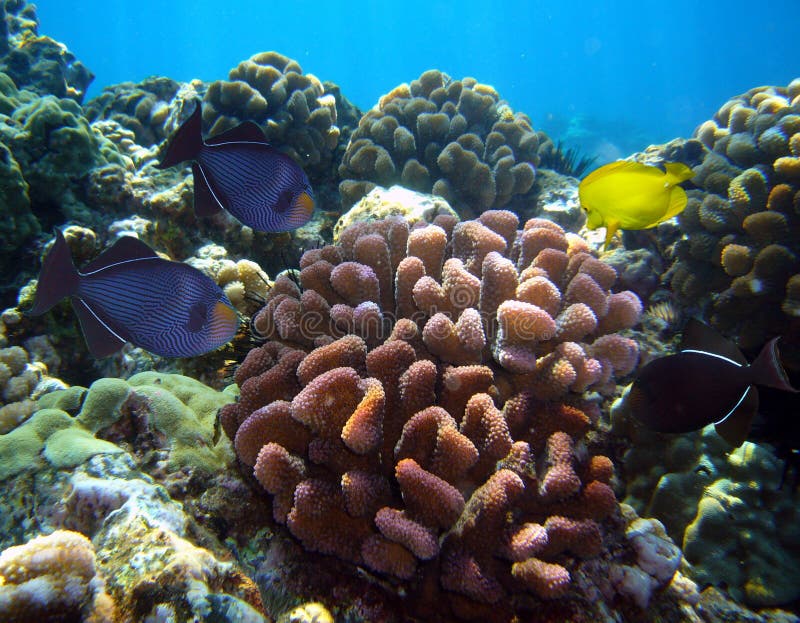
71,297,128,357
192,162,224,216
80,236,159,274
205,121,270,146
156,101,204,169
714,385,759,447
656,185,689,223
663,162,694,184
581,160,657,187
679,318,747,366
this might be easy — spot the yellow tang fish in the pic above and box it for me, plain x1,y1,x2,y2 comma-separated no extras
578,160,694,249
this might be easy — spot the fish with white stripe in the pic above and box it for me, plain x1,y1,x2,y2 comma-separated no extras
27,230,239,358
625,318,797,446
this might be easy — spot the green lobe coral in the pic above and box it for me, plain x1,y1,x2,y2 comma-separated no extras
0,372,235,482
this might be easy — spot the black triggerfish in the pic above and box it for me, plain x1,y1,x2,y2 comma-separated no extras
156,103,315,232
27,230,239,358
626,318,797,446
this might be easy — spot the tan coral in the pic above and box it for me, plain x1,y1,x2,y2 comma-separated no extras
0,530,115,622
338,70,540,215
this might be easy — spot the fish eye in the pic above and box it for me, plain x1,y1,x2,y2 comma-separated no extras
187,301,208,332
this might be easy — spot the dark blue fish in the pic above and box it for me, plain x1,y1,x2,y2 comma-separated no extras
626,318,797,446
156,103,315,232
27,230,239,358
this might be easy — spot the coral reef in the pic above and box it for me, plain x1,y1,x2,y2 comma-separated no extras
653,79,800,350
0,71,131,286
0,0,93,101
0,11,795,619
202,51,359,188
613,393,800,608
337,70,540,217
0,371,236,482
84,76,197,148
0,450,268,622
0,529,115,622
220,205,649,618
333,184,459,241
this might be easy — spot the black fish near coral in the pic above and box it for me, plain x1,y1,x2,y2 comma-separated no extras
626,319,797,446
157,103,315,232
27,230,239,358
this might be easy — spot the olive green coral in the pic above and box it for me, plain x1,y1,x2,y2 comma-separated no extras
0,372,236,481
337,70,540,217
0,1,93,102
67,372,236,473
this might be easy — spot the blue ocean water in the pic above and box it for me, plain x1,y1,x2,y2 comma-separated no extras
32,0,800,160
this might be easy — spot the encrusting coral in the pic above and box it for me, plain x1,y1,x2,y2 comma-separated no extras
221,206,646,618
337,70,540,217
0,371,236,483
660,79,800,350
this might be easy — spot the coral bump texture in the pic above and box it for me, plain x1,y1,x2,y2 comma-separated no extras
221,209,641,609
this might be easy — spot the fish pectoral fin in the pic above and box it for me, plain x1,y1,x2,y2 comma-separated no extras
192,163,225,217
714,385,759,447
71,297,128,358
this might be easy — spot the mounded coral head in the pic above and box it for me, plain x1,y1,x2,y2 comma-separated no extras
0,529,115,621
663,80,800,349
202,51,358,183
338,70,541,217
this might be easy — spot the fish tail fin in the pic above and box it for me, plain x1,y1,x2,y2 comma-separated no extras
664,162,694,184
26,229,79,316
750,337,798,392
156,101,204,169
